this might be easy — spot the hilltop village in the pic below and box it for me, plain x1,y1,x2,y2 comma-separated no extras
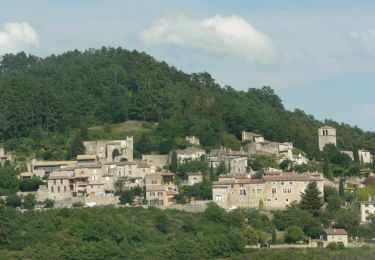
1,124,375,250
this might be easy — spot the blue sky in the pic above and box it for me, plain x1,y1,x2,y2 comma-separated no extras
1,0,375,130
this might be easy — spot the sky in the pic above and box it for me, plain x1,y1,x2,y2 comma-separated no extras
1,0,375,130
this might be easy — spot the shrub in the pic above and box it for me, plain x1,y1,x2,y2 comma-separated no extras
285,226,305,243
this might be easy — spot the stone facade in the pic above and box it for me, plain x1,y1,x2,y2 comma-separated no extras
186,172,203,186
358,149,373,164
212,172,324,210
186,136,200,146
206,148,249,174
358,196,375,223
83,137,134,163
319,126,336,151
321,229,348,247
174,147,205,163
142,154,169,171
145,172,178,206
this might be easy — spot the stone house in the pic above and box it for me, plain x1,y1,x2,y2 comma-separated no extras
174,147,206,163
321,229,348,247
242,131,265,143
185,172,203,186
83,137,134,163
186,136,200,146
0,147,13,166
142,154,169,171
206,147,249,174
358,196,375,223
77,154,97,164
358,149,373,164
212,172,324,210
31,160,77,176
145,172,178,206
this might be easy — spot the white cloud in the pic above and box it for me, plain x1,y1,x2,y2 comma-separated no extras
0,22,39,54
141,15,274,63
350,30,375,54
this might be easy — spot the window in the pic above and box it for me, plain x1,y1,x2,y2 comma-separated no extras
274,198,278,201
240,189,246,196
91,185,94,188
289,182,293,185
158,192,163,196
215,195,223,202
365,204,369,207
266,198,272,202
286,199,289,202
240,184,244,188
272,188,276,194
64,186,67,192
283,187,292,194
60,180,63,184
57,186,60,193
281,182,284,185
129,171,132,175
54,180,56,185
252,188,262,193
150,192,155,196
51,187,54,193
222,188,227,193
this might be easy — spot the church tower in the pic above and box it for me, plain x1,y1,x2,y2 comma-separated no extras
319,126,336,151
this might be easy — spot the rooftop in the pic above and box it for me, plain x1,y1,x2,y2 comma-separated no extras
324,229,347,236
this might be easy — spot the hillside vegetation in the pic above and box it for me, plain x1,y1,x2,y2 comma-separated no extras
1,48,375,160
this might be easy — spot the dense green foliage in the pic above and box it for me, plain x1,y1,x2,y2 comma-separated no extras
2,49,375,162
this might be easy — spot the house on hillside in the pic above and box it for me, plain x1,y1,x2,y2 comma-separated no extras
320,229,348,247
212,171,324,210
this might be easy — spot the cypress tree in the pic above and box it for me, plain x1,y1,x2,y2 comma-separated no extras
339,178,345,197
300,181,323,216
170,151,178,173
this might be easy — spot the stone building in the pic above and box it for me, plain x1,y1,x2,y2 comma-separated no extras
321,229,348,247
186,136,200,146
206,147,249,174
145,172,178,206
319,126,336,151
185,172,203,186
358,196,375,223
174,147,206,163
358,149,373,164
142,154,169,171
242,131,265,143
83,137,134,163
212,172,324,210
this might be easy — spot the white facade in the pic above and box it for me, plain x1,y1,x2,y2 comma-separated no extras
358,149,373,164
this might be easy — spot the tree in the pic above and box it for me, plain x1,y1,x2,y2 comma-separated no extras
119,189,135,205
112,148,120,161
271,228,277,244
285,226,305,243
279,159,292,171
44,199,54,208
155,214,170,233
339,178,345,197
68,129,86,159
169,151,178,173
19,177,43,191
137,134,153,155
204,202,226,222
300,181,323,216
215,161,227,176
23,194,36,209
6,194,22,208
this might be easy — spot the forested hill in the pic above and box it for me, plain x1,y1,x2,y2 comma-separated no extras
1,47,375,158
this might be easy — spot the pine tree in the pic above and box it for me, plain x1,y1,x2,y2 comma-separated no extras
300,181,323,216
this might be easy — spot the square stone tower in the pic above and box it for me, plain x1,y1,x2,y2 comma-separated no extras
319,126,336,151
